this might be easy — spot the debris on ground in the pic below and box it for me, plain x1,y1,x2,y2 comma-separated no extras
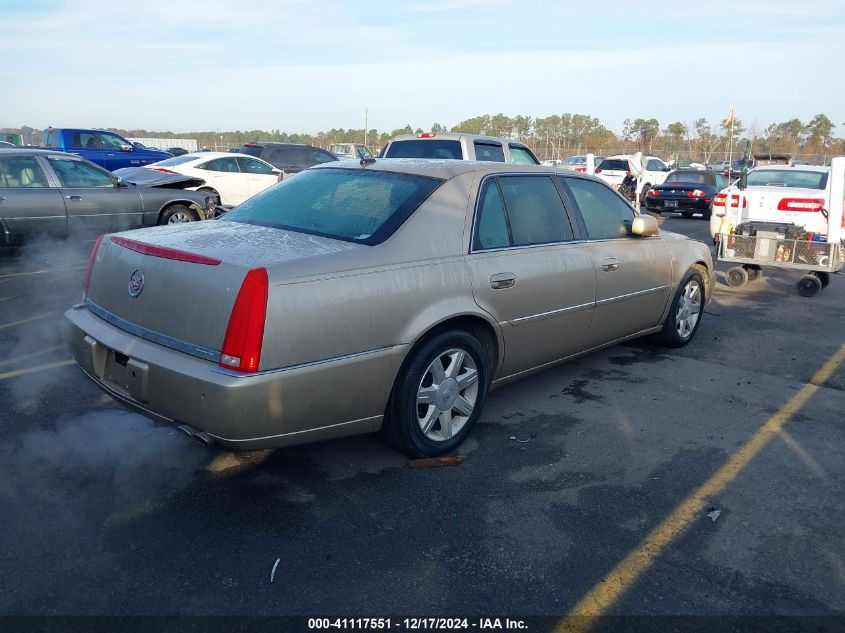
270,558,280,583
509,434,536,443
408,455,465,469
707,509,722,522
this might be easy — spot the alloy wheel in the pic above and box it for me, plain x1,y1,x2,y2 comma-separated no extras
416,348,479,442
675,279,702,340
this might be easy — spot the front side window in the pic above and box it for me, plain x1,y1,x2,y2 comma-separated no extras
224,167,444,245
99,133,127,150
561,177,633,239
313,149,339,165
237,157,275,174
200,158,241,173
47,157,114,187
0,156,49,188
473,142,505,162
646,159,667,171
508,145,540,165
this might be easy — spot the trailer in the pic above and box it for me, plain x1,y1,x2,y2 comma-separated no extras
717,156,845,297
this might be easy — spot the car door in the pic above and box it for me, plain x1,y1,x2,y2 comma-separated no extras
65,130,110,168
465,174,596,377
45,154,143,235
196,157,248,205
0,154,68,238
646,158,670,186
236,156,278,198
97,132,136,170
559,176,672,347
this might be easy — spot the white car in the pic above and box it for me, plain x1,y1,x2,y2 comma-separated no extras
595,154,671,203
709,165,837,242
147,152,280,207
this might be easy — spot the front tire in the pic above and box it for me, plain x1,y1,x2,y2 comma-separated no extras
383,330,490,458
654,269,704,347
159,204,199,225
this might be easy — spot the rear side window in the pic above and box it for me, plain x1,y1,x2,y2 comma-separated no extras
385,140,463,160
473,180,510,250
508,144,540,165
200,158,241,172
472,175,573,250
47,157,114,187
473,142,505,162
224,168,444,245
561,177,633,239
268,148,294,165
69,132,99,149
0,156,49,188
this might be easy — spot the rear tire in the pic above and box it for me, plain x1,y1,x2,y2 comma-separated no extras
814,271,830,288
725,266,749,287
159,204,199,225
796,275,822,297
654,269,704,348
383,330,490,458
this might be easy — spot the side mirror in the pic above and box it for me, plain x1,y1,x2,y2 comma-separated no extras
632,214,659,237
120,143,133,151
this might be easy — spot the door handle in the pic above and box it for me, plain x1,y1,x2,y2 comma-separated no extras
490,272,516,289
65,195,83,201
601,258,619,272
106,153,115,157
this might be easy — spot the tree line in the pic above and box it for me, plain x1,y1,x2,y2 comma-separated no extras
7,113,841,161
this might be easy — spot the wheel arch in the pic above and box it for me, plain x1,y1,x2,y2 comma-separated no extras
156,199,203,224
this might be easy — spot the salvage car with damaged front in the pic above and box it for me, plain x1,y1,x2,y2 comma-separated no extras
65,159,713,457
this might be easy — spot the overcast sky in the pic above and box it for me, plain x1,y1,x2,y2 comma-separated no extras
3,0,844,136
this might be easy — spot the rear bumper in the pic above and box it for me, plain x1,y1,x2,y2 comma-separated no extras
646,198,712,213
64,304,406,450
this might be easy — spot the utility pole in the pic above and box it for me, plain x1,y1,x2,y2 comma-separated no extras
364,108,368,148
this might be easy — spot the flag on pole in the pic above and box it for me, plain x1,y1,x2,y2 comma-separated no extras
725,105,735,127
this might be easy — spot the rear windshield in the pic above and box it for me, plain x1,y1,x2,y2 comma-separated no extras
384,140,462,160
151,155,199,167
224,168,444,245
239,145,263,157
598,159,629,171
747,170,828,190
664,171,713,185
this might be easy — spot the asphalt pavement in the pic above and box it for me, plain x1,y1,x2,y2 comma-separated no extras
0,218,843,632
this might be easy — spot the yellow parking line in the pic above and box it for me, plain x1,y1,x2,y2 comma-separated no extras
0,359,75,381
555,340,845,633
0,344,65,368
0,312,58,331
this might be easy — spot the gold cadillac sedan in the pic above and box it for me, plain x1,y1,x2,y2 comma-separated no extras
65,159,714,457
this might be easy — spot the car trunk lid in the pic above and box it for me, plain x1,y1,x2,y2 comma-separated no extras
84,221,362,365
741,185,829,233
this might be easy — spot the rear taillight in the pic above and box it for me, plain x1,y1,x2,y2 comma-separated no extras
647,189,659,197
220,268,269,373
82,234,105,299
687,189,706,198
594,168,602,174
153,168,178,174
713,193,746,208
574,167,586,172
777,197,825,212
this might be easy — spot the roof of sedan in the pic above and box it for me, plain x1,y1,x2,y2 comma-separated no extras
751,164,829,173
179,151,256,160
0,147,65,155
314,158,574,179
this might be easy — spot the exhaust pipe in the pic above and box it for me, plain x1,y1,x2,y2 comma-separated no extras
177,423,214,447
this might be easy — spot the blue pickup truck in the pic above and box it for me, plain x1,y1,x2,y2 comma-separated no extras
43,128,171,171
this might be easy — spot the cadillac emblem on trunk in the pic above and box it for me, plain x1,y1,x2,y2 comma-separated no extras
128,269,145,297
